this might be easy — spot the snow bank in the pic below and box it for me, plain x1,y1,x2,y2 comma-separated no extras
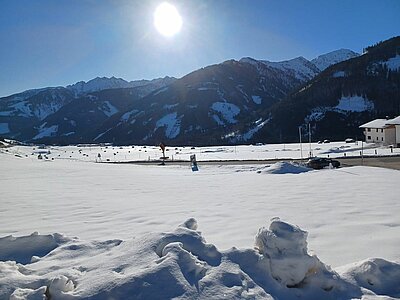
0,232,70,264
259,162,311,174
1,219,399,299
338,258,400,298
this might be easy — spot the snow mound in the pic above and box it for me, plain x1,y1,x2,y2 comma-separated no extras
1,219,399,299
259,162,311,174
0,232,71,264
255,219,326,287
339,258,400,298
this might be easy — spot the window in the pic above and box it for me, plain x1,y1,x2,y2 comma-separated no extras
377,137,379,140
382,137,384,141
367,128,371,132
381,129,384,133
368,136,371,140
376,129,379,132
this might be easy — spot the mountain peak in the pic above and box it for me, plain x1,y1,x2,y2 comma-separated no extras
66,76,176,96
257,56,320,82
311,49,360,71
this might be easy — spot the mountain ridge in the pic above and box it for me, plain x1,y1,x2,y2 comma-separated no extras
1,40,398,146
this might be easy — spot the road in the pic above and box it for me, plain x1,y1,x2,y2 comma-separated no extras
336,155,400,170
122,155,400,170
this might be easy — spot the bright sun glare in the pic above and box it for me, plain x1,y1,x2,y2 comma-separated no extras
154,2,182,37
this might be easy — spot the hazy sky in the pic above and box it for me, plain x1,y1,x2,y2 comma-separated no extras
1,0,399,97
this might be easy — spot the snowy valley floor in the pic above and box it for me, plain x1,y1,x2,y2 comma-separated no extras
0,146,400,299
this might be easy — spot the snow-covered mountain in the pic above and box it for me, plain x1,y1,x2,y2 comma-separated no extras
1,38,397,146
256,37,400,143
240,56,320,82
90,48,363,146
311,49,360,71
0,76,176,141
240,49,360,81
67,76,176,96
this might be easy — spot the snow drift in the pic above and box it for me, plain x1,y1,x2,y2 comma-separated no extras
1,219,399,300
258,162,311,174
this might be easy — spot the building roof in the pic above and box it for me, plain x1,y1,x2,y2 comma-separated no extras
359,119,391,129
386,116,400,125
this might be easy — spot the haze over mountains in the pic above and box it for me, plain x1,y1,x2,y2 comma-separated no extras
1,37,399,146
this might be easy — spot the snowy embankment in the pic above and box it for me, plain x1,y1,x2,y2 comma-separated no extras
1,219,400,299
1,148,400,299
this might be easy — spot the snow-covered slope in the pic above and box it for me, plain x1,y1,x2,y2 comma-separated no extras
311,49,360,71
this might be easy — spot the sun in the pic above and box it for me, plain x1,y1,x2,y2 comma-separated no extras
154,2,182,37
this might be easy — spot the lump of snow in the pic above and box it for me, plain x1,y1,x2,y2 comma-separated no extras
48,275,75,298
259,162,311,174
161,242,208,286
10,286,47,300
180,218,198,230
255,219,322,287
339,258,400,298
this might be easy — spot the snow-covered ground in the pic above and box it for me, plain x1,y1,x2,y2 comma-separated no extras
1,143,399,299
1,140,399,163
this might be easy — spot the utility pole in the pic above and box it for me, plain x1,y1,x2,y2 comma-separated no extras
299,127,303,161
308,123,312,158
361,141,364,165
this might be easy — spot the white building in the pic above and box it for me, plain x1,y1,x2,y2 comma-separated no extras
359,118,397,146
386,116,400,146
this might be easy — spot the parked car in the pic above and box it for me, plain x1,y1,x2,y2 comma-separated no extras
306,157,340,169
345,138,355,143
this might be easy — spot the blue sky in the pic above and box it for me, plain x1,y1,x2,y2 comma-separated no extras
0,0,399,97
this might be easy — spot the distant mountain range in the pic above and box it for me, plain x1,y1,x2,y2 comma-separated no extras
1,37,399,146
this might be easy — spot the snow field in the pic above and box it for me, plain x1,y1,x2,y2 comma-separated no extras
2,141,399,163
1,145,400,299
